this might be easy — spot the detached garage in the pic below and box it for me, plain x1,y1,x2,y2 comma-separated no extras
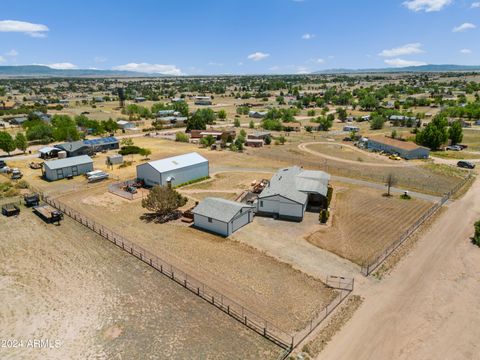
43,155,94,181
136,152,209,187
192,197,254,236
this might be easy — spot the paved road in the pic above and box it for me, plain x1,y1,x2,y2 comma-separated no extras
319,175,480,360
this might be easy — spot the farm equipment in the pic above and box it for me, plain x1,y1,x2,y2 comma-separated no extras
251,179,269,194
181,203,198,223
2,203,20,217
24,193,40,207
33,204,63,224
29,161,43,169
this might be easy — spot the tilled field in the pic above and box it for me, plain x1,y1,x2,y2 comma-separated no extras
0,208,284,360
307,185,434,265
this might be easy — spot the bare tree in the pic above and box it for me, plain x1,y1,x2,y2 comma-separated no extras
385,173,397,197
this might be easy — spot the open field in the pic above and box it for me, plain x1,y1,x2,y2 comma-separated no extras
307,184,434,265
431,150,480,160
57,186,338,333
0,203,283,360
183,171,273,191
461,129,480,152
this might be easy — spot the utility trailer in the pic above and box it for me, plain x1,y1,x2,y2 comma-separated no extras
24,193,40,207
33,204,63,224
2,203,20,217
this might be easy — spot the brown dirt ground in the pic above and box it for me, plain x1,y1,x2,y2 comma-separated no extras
306,185,434,265
57,186,337,333
0,205,282,360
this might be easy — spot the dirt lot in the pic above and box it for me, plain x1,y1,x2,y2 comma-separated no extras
57,186,337,333
307,184,434,265
0,205,283,360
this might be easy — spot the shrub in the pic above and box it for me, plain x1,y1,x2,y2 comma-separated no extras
326,186,333,206
472,220,480,247
15,180,29,189
175,132,189,143
119,145,144,155
319,209,330,224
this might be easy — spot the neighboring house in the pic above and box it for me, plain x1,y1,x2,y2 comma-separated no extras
248,110,267,118
247,131,271,141
343,125,360,132
192,197,254,236
194,96,212,105
136,152,209,187
475,120,480,126
134,97,146,103
157,109,176,117
93,96,105,102
245,138,264,147
42,155,94,181
282,122,301,132
55,137,119,157
190,129,236,140
305,122,322,131
367,135,430,159
38,146,61,160
9,117,27,125
117,120,136,130
1,100,16,110
171,97,185,103
256,166,330,221
32,111,51,123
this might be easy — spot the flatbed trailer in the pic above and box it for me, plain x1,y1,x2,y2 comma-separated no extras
33,204,63,224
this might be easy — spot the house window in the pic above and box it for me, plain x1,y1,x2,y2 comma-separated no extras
208,217,212,223
260,201,264,207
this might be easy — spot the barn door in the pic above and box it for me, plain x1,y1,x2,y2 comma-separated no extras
56,169,64,179
71,166,78,176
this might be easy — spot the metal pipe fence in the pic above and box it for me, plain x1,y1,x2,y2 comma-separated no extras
41,195,356,352
361,173,474,276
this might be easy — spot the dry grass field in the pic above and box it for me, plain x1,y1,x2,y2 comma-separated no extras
307,184,434,265
0,204,283,360
306,142,398,164
57,186,338,333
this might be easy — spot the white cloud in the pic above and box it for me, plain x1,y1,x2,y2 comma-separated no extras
460,48,472,54
247,52,270,61
403,0,452,12
379,43,424,57
47,62,78,69
6,49,18,56
208,62,224,66
301,33,315,40
452,22,476,32
0,56,5,63
384,58,427,67
0,20,49,37
471,2,480,8
112,62,183,75
307,58,325,64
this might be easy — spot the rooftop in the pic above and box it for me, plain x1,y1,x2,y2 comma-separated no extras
144,152,208,173
44,155,93,170
368,135,429,152
259,166,330,203
192,197,253,223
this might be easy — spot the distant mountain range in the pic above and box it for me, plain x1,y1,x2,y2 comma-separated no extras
1,64,480,78
0,65,155,78
313,64,480,74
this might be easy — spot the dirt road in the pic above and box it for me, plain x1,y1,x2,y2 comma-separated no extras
319,175,480,360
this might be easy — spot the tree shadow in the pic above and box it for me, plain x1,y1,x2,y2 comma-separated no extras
140,210,182,224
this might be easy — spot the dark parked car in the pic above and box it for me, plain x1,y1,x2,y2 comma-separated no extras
457,161,475,169
0,160,6,169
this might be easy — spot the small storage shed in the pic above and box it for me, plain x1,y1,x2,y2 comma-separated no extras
192,197,254,236
136,152,209,187
43,155,94,181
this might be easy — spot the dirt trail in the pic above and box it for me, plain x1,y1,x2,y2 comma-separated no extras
298,142,419,168
319,175,480,360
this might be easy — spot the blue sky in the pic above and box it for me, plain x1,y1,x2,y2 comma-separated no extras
0,0,479,74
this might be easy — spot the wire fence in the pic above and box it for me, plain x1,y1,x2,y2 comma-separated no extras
361,173,474,276
41,195,355,352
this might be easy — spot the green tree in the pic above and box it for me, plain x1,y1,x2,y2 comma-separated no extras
51,115,79,141
307,109,316,117
448,120,463,145
186,108,216,131
175,132,189,142
370,115,385,130
15,133,28,153
473,220,480,247
234,118,241,127
316,116,333,131
336,107,348,122
121,138,134,146
217,109,227,120
264,135,272,145
415,115,448,150
0,131,16,155
141,185,187,222
249,120,255,129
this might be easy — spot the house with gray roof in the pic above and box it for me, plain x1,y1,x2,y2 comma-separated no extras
42,155,94,181
192,197,254,236
256,166,330,221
